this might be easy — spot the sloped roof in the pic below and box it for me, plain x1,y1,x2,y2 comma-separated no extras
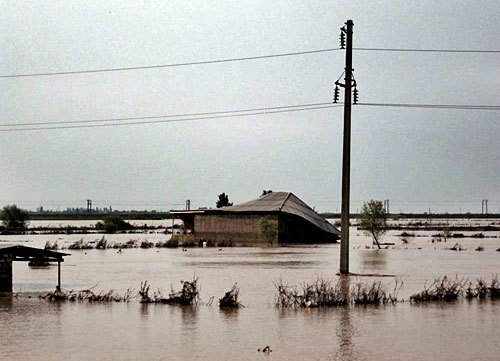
0,245,69,260
218,192,340,235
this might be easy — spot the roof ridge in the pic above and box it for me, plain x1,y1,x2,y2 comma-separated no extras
278,192,292,212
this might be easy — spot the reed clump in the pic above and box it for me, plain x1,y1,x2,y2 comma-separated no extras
219,284,242,308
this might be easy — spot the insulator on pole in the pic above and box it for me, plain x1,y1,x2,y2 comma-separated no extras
340,32,346,49
333,85,340,103
353,87,359,104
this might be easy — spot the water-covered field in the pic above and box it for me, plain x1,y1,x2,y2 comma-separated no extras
0,219,499,360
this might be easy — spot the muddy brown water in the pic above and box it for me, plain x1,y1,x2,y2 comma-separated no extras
0,224,499,361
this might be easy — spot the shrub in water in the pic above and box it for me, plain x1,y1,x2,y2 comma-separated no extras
68,238,93,250
219,284,242,308
95,236,108,249
44,240,59,250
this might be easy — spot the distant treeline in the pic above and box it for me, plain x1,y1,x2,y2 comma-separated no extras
321,213,499,219
28,211,499,221
28,211,173,221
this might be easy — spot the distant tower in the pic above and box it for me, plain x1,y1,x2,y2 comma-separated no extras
383,199,390,214
185,199,191,210
87,199,92,213
481,199,488,214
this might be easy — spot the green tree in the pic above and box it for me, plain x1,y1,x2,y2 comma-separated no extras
1,205,30,231
359,200,388,249
216,193,233,208
259,217,278,245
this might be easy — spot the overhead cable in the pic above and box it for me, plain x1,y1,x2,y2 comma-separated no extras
0,104,342,132
0,48,341,78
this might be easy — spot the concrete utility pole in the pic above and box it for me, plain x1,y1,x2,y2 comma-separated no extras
340,20,354,275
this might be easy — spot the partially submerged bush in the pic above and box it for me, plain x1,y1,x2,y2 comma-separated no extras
139,278,200,305
448,243,465,251
475,245,484,251
41,287,133,302
489,276,499,298
274,277,349,308
219,284,242,308
44,240,59,250
465,278,489,299
155,238,179,248
410,276,465,302
68,238,93,250
351,279,402,305
95,236,108,249
97,215,134,233
140,240,154,249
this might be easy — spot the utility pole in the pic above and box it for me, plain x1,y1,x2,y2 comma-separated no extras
339,20,354,275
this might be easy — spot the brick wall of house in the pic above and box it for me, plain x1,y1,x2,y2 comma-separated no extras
194,214,278,246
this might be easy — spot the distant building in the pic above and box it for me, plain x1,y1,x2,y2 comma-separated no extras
171,192,340,246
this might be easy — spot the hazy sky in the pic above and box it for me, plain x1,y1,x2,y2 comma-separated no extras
1,1,499,213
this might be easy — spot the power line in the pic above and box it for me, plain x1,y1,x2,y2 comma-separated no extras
0,102,333,127
1,46,498,79
356,103,500,110
0,48,341,79
0,104,342,132
2,102,499,133
353,47,500,53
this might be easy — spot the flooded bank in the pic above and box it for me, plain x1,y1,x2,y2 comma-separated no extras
0,221,499,360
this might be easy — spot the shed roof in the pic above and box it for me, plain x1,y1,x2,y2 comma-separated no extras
0,245,69,260
217,192,339,235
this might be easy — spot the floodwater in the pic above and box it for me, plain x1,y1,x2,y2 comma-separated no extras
0,221,499,360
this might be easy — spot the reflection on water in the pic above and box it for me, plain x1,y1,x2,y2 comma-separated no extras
358,250,387,273
335,276,354,361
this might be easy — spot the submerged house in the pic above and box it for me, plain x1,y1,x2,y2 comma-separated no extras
171,192,340,246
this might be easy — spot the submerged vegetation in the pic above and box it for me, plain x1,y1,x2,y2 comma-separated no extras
37,275,499,307
219,284,242,308
44,240,59,250
139,278,200,305
410,276,499,302
68,238,93,250
40,286,133,302
410,276,465,302
95,215,134,233
274,277,402,308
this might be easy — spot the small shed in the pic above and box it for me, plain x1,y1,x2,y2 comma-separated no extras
0,245,70,293
171,192,340,246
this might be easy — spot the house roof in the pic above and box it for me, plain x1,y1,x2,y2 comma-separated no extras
215,192,340,235
0,245,70,260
